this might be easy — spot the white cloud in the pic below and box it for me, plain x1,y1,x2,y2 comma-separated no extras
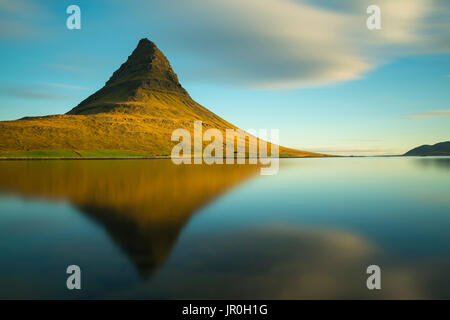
3,0,449,89
129,0,449,89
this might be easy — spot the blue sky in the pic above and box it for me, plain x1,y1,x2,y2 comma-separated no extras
0,0,449,155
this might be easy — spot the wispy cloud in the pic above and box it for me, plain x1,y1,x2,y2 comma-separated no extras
44,64,85,73
3,0,449,89
129,0,450,89
308,147,393,154
0,81,84,101
406,110,450,119
0,84,66,100
0,0,48,39
331,138,383,142
41,82,87,90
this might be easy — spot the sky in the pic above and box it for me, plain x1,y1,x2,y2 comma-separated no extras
0,0,449,155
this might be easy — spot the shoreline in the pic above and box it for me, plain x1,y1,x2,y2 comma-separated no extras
0,155,337,161
2,154,447,161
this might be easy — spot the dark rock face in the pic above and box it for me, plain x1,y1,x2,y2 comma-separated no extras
404,141,450,156
105,38,185,92
67,38,189,115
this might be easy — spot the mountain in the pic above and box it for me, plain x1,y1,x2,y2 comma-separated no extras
404,141,450,156
0,38,325,158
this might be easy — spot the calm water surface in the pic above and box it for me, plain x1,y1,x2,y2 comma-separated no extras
0,157,449,299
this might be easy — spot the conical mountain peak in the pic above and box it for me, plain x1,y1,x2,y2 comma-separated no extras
1,39,323,158
105,38,181,88
67,38,188,115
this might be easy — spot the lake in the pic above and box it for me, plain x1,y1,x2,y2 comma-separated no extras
0,157,449,299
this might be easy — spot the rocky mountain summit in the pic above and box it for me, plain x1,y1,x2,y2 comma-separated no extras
68,39,190,115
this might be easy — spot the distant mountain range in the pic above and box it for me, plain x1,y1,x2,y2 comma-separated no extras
0,38,324,159
404,141,450,156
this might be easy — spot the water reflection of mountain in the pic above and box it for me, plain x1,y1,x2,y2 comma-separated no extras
413,157,450,170
0,160,259,277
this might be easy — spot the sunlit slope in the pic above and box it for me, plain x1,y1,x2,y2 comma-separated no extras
0,112,320,158
0,38,326,158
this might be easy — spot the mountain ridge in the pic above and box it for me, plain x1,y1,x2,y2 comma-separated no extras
404,141,450,156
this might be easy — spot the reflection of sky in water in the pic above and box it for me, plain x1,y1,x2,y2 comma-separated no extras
188,158,450,258
0,157,449,299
